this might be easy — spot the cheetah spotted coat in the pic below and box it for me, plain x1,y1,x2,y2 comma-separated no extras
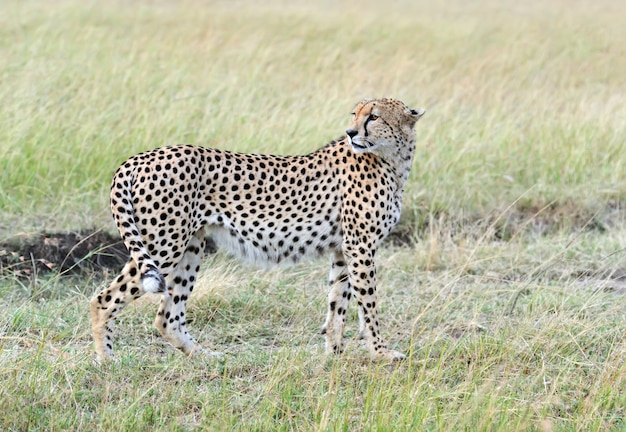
90,98,425,362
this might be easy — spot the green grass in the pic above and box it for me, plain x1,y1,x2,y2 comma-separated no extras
1,0,626,430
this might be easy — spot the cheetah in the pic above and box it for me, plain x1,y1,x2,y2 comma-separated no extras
90,98,425,362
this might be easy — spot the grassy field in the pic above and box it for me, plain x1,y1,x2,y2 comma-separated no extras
1,0,625,430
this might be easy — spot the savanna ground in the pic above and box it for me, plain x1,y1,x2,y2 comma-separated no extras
1,0,625,430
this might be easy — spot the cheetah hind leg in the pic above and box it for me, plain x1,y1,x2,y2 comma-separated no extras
90,260,145,363
154,228,223,359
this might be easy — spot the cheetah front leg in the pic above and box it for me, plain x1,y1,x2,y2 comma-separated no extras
345,246,405,361
322,251,352,354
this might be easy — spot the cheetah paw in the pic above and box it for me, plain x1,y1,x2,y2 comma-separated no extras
205,350,225,360
187,345,225,360
379,349,406,362
92,351,115,366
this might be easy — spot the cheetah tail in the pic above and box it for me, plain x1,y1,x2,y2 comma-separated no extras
141,268,166,294
110,166,166,294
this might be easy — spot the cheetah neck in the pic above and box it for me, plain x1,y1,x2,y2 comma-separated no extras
380,135,417,194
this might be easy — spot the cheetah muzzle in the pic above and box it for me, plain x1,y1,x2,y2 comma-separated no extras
90,98,425,363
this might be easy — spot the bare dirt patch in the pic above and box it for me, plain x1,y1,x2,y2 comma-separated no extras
0,231,218,278
1,231,129,277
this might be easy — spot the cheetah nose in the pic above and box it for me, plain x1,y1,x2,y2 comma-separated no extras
346,129,358,139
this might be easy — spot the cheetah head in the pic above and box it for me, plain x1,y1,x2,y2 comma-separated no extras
346,98,425,159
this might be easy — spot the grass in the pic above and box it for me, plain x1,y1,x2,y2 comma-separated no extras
1,229,625,430
0,0,625,430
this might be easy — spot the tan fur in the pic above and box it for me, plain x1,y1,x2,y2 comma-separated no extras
90,98,425,362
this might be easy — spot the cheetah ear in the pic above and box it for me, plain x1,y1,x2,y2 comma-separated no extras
406,108,425,126
409,108,425,118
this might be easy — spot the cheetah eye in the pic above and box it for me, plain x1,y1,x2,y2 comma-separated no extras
369,114,379,121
